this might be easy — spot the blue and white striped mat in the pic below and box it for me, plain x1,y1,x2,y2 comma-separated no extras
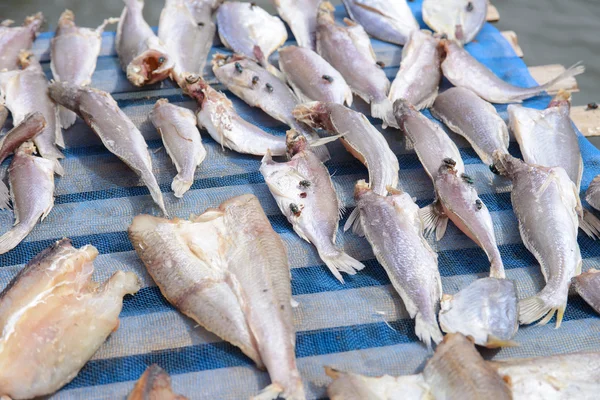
2,2,599,399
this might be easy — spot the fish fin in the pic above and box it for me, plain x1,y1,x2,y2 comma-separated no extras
53,159,65,176
518,294,566,328
261,149,274,164
54,106,65,148
486,335,519,348
414,312,443,350
579,208,600,240
251,383,285,400
415,88,439,111
0,221,35,255
58,106,77,129
370,98,398,129
290,298,299,308
0,179,9,210
171,175,193,198
319,249,365,283
310,133,344,147
419,201,448,240
343,207,364,237
538,61,585,93
309,142,331,162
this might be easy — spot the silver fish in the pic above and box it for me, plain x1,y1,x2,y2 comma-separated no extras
342,0,419,45
150,98,206,198
354,180,443,347
271,0,320,50
128,364,188,400
116,0,175,86
0,52,64,175
441,39,585,104
316,2,396,128
183,74,287,156
0,13,43,71
494,152,581,327
216,1,287,78
0,239,140,399
279,46,353,106
422,0,487,44
48,82,168,215
129,194,306,399
158,0,221,86
51,10,118,129
431,87,509,166
389,29,441,111
572,269,600,315
587,174,600,211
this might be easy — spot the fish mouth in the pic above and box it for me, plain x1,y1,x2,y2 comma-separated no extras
127,50,174,87
180,73,208,104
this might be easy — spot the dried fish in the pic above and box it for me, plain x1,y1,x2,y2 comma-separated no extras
422,0,487,44
0,239,140,399
572,269,600,315
587,174,600,211
0,105,7,131
0,12,43,71
128,364,188,400
271,0,320,50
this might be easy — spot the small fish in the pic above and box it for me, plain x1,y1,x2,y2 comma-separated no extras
216,1,287,78
572,269,600,315
422,0,487,44
586,174,600,211
342,0,419,45
389,30,442,111
431,87,509,165
0,12,43,71
441,39,585,104
116,0,174,86
261,131,364,283
279,46,353,106
0,239,140,399
51,10,118,129
150,99,207,198
316,2,396,128
48,81,168,215
0,142,54,255
354,181,443,347
158,0,221,86
127,364,188,400
493,152,581,327
271,0,320,50
129,194,306,400
183,74,287,156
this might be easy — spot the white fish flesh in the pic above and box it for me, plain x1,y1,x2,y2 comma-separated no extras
572,269,600,315
342,0,418,45
48,82,168,215
389,30,442,111
0,13,43,71
0,239,140,399
128,194,306,399
279,46,353,106
116,0,174,86
150,98,206,198
182,74,287,156
128,364,188,400
271,0,320,50
422,0,487,44
51,10,118,128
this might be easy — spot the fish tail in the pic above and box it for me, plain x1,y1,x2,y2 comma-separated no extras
0,179,9,210
251,383,284,400
320,249,365,284
419,201,448,241
171,175,193,198
518,290,567,328
415,312,443,350
579,208,600,240
58,106,77,130
489,257,506,279
0,221,34,255
538,61,585,93
370,98,398,129
343,207,365,237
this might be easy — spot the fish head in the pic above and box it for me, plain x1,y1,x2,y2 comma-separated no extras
317,1,336,25
181,73,209,105
285,130,308,157
490,151,522,178
353,179,371,200
292,101,335,132
127,47,174,87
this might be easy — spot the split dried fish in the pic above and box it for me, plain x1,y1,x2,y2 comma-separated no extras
129,194,305,399
261,131,364,283
150,98,206,198
0,239,140,399
587,175,600,211
441,39,585,104
51,10,118,129
279,46,353,106
572,269,600,315
271,0,320,50
431,87,509,166
422,0,487,44
183,74,287,156
116,0,174,86
354,181,443,347
48,81,167,215
342,0,418,45
316,2,395,127
494,152,581,327
0,12,43,71
216,1,287,78
389,29,442,111
128,364,188,400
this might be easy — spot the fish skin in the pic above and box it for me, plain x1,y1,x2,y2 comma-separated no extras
0,105,7,130
116,0,174,87
0,239,140,399
316,2,396,128
342,0,419,45
0,112,46,166
586,175,600,211
441,40,585,104
279,46,353,106
128,364,188,400
0,52,65,175
572,269,600,316
216,1,287,78
51,10,118,129
389,30,441,111
48,81,168,215
260,131,364,283
423,333,512,400
271,0,320,50
128,194,306,400
182,74,287,156
150,98,206,198
493,152,581,327
354,181,443,347
431,87,509,166
422,0,487,44
0,12,43,71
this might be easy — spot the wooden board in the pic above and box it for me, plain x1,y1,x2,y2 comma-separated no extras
571,106,600,137
501,31,524,57
487,2,500,22
528,64,580,95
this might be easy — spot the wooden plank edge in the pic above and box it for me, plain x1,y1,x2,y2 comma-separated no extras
501,31,523,57
528,64,580,95
571,106,600,137
487,2,500,22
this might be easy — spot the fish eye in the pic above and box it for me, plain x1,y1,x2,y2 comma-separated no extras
186,74,200,84
158,56,165,64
